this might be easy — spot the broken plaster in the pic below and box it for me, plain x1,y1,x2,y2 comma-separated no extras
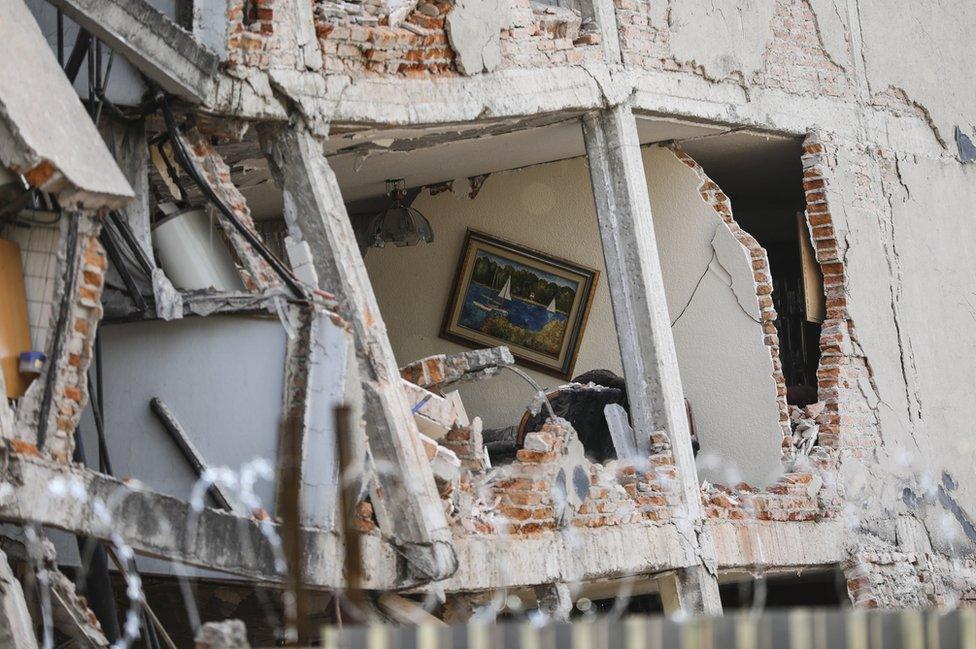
666,0,776,82
446,0,503,76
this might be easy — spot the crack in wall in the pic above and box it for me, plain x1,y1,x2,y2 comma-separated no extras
802,0,849,70
876,154,924,430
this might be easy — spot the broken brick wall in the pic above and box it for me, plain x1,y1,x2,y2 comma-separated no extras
178,129,281,292
845,550,976,610
12,214,105,462
615,0,856,101
801,132,976,609
799,134,881,458
230,0,605,77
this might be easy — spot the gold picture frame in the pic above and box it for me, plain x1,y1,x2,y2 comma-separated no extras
440,230,599,380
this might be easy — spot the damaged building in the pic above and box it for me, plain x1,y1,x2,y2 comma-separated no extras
0,0,974,644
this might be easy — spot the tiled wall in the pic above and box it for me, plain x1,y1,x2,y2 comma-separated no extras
1,221,60,354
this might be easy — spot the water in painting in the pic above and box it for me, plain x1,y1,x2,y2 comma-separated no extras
458,251,579,358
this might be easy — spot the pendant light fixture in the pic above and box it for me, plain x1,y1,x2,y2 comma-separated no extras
368,178,434,248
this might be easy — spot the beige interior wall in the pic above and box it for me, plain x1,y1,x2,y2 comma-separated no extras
363,146,784,484
364,155,623,433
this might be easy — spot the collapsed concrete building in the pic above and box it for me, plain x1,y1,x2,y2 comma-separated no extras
0,0,973,644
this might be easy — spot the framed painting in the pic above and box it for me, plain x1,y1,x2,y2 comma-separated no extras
441,230,599,380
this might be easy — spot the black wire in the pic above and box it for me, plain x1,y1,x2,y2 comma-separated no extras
94,335,112,479
100,223,148,311
56,10,63,66
86,39,95,119
36,213,79,449
109,210,154,277
157,92,306,300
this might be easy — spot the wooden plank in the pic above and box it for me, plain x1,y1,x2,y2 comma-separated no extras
260,123,456,582
581,105,721,614
377,593,448,627
798,211,825,323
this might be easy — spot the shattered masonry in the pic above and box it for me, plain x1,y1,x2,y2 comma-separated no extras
0,0,973,642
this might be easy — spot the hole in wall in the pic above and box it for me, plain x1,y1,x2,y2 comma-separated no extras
719,569,849,609
680,132,823,409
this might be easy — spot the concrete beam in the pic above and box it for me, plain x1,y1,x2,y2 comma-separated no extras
0,448,398,589
581,104,722,615
260,123,456,584
46,0,218,103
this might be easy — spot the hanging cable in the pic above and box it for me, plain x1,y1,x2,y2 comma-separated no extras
157,91,307,300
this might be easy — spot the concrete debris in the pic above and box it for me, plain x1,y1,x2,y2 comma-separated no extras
0,549,38,649
48,567,109,648
604,403,637,460
194,619,250,648
534,582,572,621
400,347,515,392
0,0,132,208
151,268,184,320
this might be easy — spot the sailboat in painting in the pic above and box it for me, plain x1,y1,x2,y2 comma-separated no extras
474,276,511,313
546,297,557,313
497,277,512,301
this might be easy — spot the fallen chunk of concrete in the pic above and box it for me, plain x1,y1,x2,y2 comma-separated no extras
195,619,250,648
401,347,514,392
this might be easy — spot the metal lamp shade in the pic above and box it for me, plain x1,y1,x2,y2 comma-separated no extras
369,204,434,248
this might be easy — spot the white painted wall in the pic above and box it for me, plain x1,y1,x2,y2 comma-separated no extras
830,151,976,551
364,146,784,484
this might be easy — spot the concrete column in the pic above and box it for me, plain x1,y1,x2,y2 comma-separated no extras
260,123,456,585
581,104,722,615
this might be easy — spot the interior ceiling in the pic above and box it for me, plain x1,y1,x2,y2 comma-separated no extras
230,115,726,219
679,130,806,208
207,118,805,223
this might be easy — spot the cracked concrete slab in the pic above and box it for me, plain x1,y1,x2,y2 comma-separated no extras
0,0,133,208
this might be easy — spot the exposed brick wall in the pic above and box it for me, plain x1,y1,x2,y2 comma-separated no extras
616,431,679,522
455,415,835,536
800,134,882,456
179,129,282,293
615,0,856,101
35,215,105,463
471,419,641,535
670,145,792,444
756,0,855,99
441,421,487,471
313,0,599,77
226,0,275,71
845,550,976,609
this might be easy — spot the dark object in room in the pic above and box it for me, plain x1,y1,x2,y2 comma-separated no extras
516,369,699,463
